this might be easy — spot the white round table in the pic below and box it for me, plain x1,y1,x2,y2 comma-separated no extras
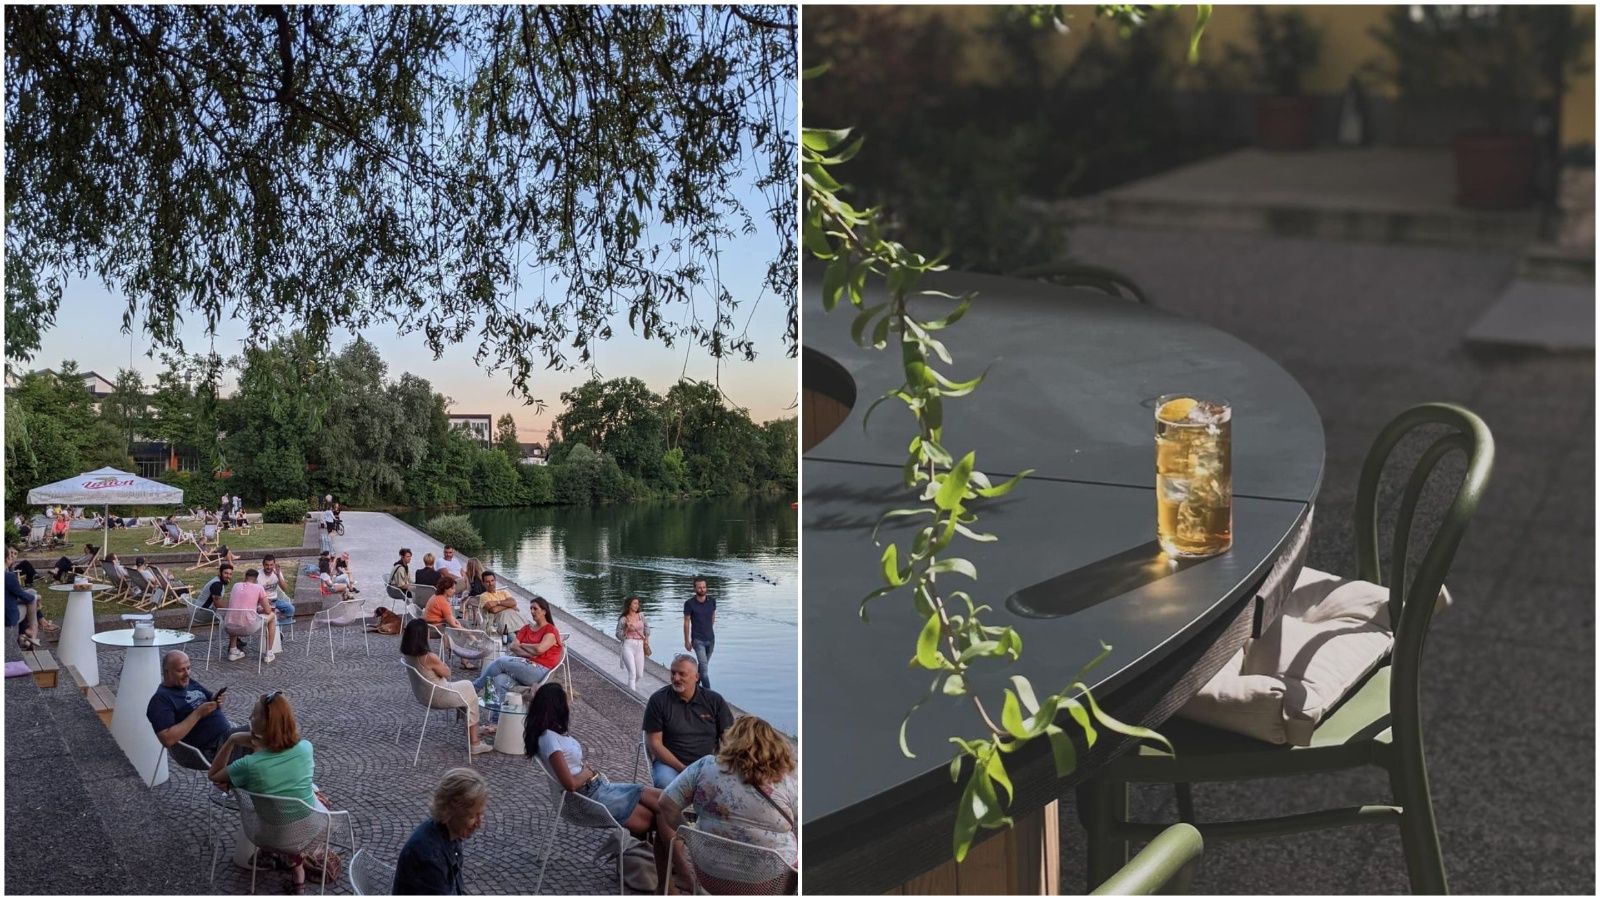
92,627,194,787
485,697,529,755
47,582,111,686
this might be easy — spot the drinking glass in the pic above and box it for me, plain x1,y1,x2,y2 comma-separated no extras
1154,395,1233,557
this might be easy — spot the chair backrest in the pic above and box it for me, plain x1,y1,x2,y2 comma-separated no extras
323,599,368,626
444,627,491,659
1089,823,1203,895
537,754,623,830
101,560,126,587
676,824,797,895
1352,405,1492,725
169,740,213,771
202,523,218,541
126,567,152,596
402,662,447,707
233,789,330,854
348,847,395,896
411,585,436,606
385,584,410,605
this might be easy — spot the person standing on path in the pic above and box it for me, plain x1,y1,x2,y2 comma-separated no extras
615,595,651,692
683,576,716,691
319,503,335,553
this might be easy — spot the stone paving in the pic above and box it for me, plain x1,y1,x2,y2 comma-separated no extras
1053,223,1595,894
94,623,659,895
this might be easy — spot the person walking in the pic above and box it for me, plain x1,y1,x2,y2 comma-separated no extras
615,595,651,692
682,576,716,691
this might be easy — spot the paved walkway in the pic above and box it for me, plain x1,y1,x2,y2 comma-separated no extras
330,511,671,701
1053,223,1594,894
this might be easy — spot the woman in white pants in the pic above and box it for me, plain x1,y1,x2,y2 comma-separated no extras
614,596,651,691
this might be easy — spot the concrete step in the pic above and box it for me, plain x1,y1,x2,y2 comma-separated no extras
1087,147,1542,249
1465,278,1596,351
1519,241,1595,284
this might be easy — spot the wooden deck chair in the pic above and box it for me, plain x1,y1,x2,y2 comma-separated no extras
233,512,254,536
124,568,159,610
187,524,223,570
99,561,133,605
148,566,192,610
144,521,168,546
71,547,102,577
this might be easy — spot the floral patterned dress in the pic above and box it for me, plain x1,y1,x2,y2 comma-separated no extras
663,756,798,866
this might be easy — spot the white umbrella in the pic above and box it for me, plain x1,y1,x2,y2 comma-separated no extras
27,467,185,556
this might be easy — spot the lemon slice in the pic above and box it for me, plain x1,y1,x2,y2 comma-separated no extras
1157,397,1197,423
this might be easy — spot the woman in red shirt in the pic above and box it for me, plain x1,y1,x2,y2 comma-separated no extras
470,596,561,719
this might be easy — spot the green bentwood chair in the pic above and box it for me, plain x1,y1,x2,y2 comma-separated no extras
1078,403,1493,895
1090,823,1204,896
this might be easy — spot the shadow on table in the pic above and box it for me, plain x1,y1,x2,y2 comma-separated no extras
1007,540,1201,619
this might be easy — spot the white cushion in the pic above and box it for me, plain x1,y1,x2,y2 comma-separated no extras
1177,567,1450,746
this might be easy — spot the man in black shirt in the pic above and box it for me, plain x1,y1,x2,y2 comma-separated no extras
145,649,250,763
682,576,716,691
642,654,733,788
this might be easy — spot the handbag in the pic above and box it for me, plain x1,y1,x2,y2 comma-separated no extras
596,828,659,893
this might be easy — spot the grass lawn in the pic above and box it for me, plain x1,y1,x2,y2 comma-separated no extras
22,522,308,563
35,567,301,624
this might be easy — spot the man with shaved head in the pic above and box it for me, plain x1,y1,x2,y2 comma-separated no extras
145,650,251,763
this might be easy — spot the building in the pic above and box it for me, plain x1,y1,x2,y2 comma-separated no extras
518,441,548,466
447,413,494,445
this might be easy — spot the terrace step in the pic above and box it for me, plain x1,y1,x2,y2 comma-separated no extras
86,685,115,726
22,648,59,689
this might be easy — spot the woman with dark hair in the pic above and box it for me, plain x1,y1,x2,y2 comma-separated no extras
53,543,98,583
424,574,465,630
525,683,670,838
401,619,493,755
316,553,353,601
471,596,562,715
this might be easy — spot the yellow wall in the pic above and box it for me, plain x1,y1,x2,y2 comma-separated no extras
898,4,1595,147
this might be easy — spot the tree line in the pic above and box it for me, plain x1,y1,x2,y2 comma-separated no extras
3,338,796,512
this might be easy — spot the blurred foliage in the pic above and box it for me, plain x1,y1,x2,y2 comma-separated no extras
262,499,310,524
1369,5,1592,133
802,6,1225,273
1222,7,1323,96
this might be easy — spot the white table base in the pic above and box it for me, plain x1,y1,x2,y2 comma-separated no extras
493,708,528,755
56,589,98,686
109,643,168,786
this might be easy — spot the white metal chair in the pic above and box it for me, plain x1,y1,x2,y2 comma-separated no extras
534,756,628,895
410,584,436,607
632,730,653,785
181,591,224,670
305,599,371,662
398,662,473,767
348,847,395,896
221,609,273,675
666,823,799,895
232,788,357,895
151,740,236,884
442,626,496,670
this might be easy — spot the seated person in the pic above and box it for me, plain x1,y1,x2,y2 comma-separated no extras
146,650,252,763
334,552,359,592
6,546,44,649
660,716,799,869
526,683,668,838
644,654,734,789
316,555,354,600
414,553,440,588
389,548,413,592
198,563,234,610
53,543,98,583
258,555,295,626
471,596,562,717
50,514,69,546
225,568,279,663
208,691,319,890
400,619,493,755
394,768,490,895
424,575,464,629
475,571,530,636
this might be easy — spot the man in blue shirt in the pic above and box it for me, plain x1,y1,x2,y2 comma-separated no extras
6,546,43,650
145,649,251,763
682,576,717,691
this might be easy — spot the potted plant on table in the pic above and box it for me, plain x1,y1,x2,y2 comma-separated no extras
1370,5,1590,210
1224,7,1324,151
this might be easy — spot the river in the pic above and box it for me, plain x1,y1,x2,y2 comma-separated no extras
399,497,797,733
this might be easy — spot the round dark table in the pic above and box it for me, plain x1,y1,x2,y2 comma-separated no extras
802,269,1323,894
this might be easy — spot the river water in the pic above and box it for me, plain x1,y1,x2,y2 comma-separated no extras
399,497,797,733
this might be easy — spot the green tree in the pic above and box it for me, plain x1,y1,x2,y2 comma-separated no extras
103,368,149,448
550,377,666,478
495,414,521,461
7,5,798,399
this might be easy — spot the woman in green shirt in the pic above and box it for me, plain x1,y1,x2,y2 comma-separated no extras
208,691,320,888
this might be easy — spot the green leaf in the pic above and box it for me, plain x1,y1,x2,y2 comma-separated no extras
957,639,1000,663
929,557,977,580
1010,675,1041,715
897,677,940,759
870,314,892,349
949,752,966,783
1188,5,1212,64
935,451,976,511
985,749,1014,804
1000,689,1031,739
914,610,946,670
821,259,848,312
801,62,832,80
802,127,851,152
952,774,981,862
803,209,833,258
1044,724,1078,777
942,673,967,696
1060,695,1097,748
871,507,935,543
973,468,1033,498
857,583,897,622
880,543,904,586
952,521,998,542
1075,682,1174,754
813,136,865,166
921,294,973,330
850,303,886,346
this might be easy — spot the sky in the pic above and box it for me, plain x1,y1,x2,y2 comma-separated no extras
12,11,799,442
